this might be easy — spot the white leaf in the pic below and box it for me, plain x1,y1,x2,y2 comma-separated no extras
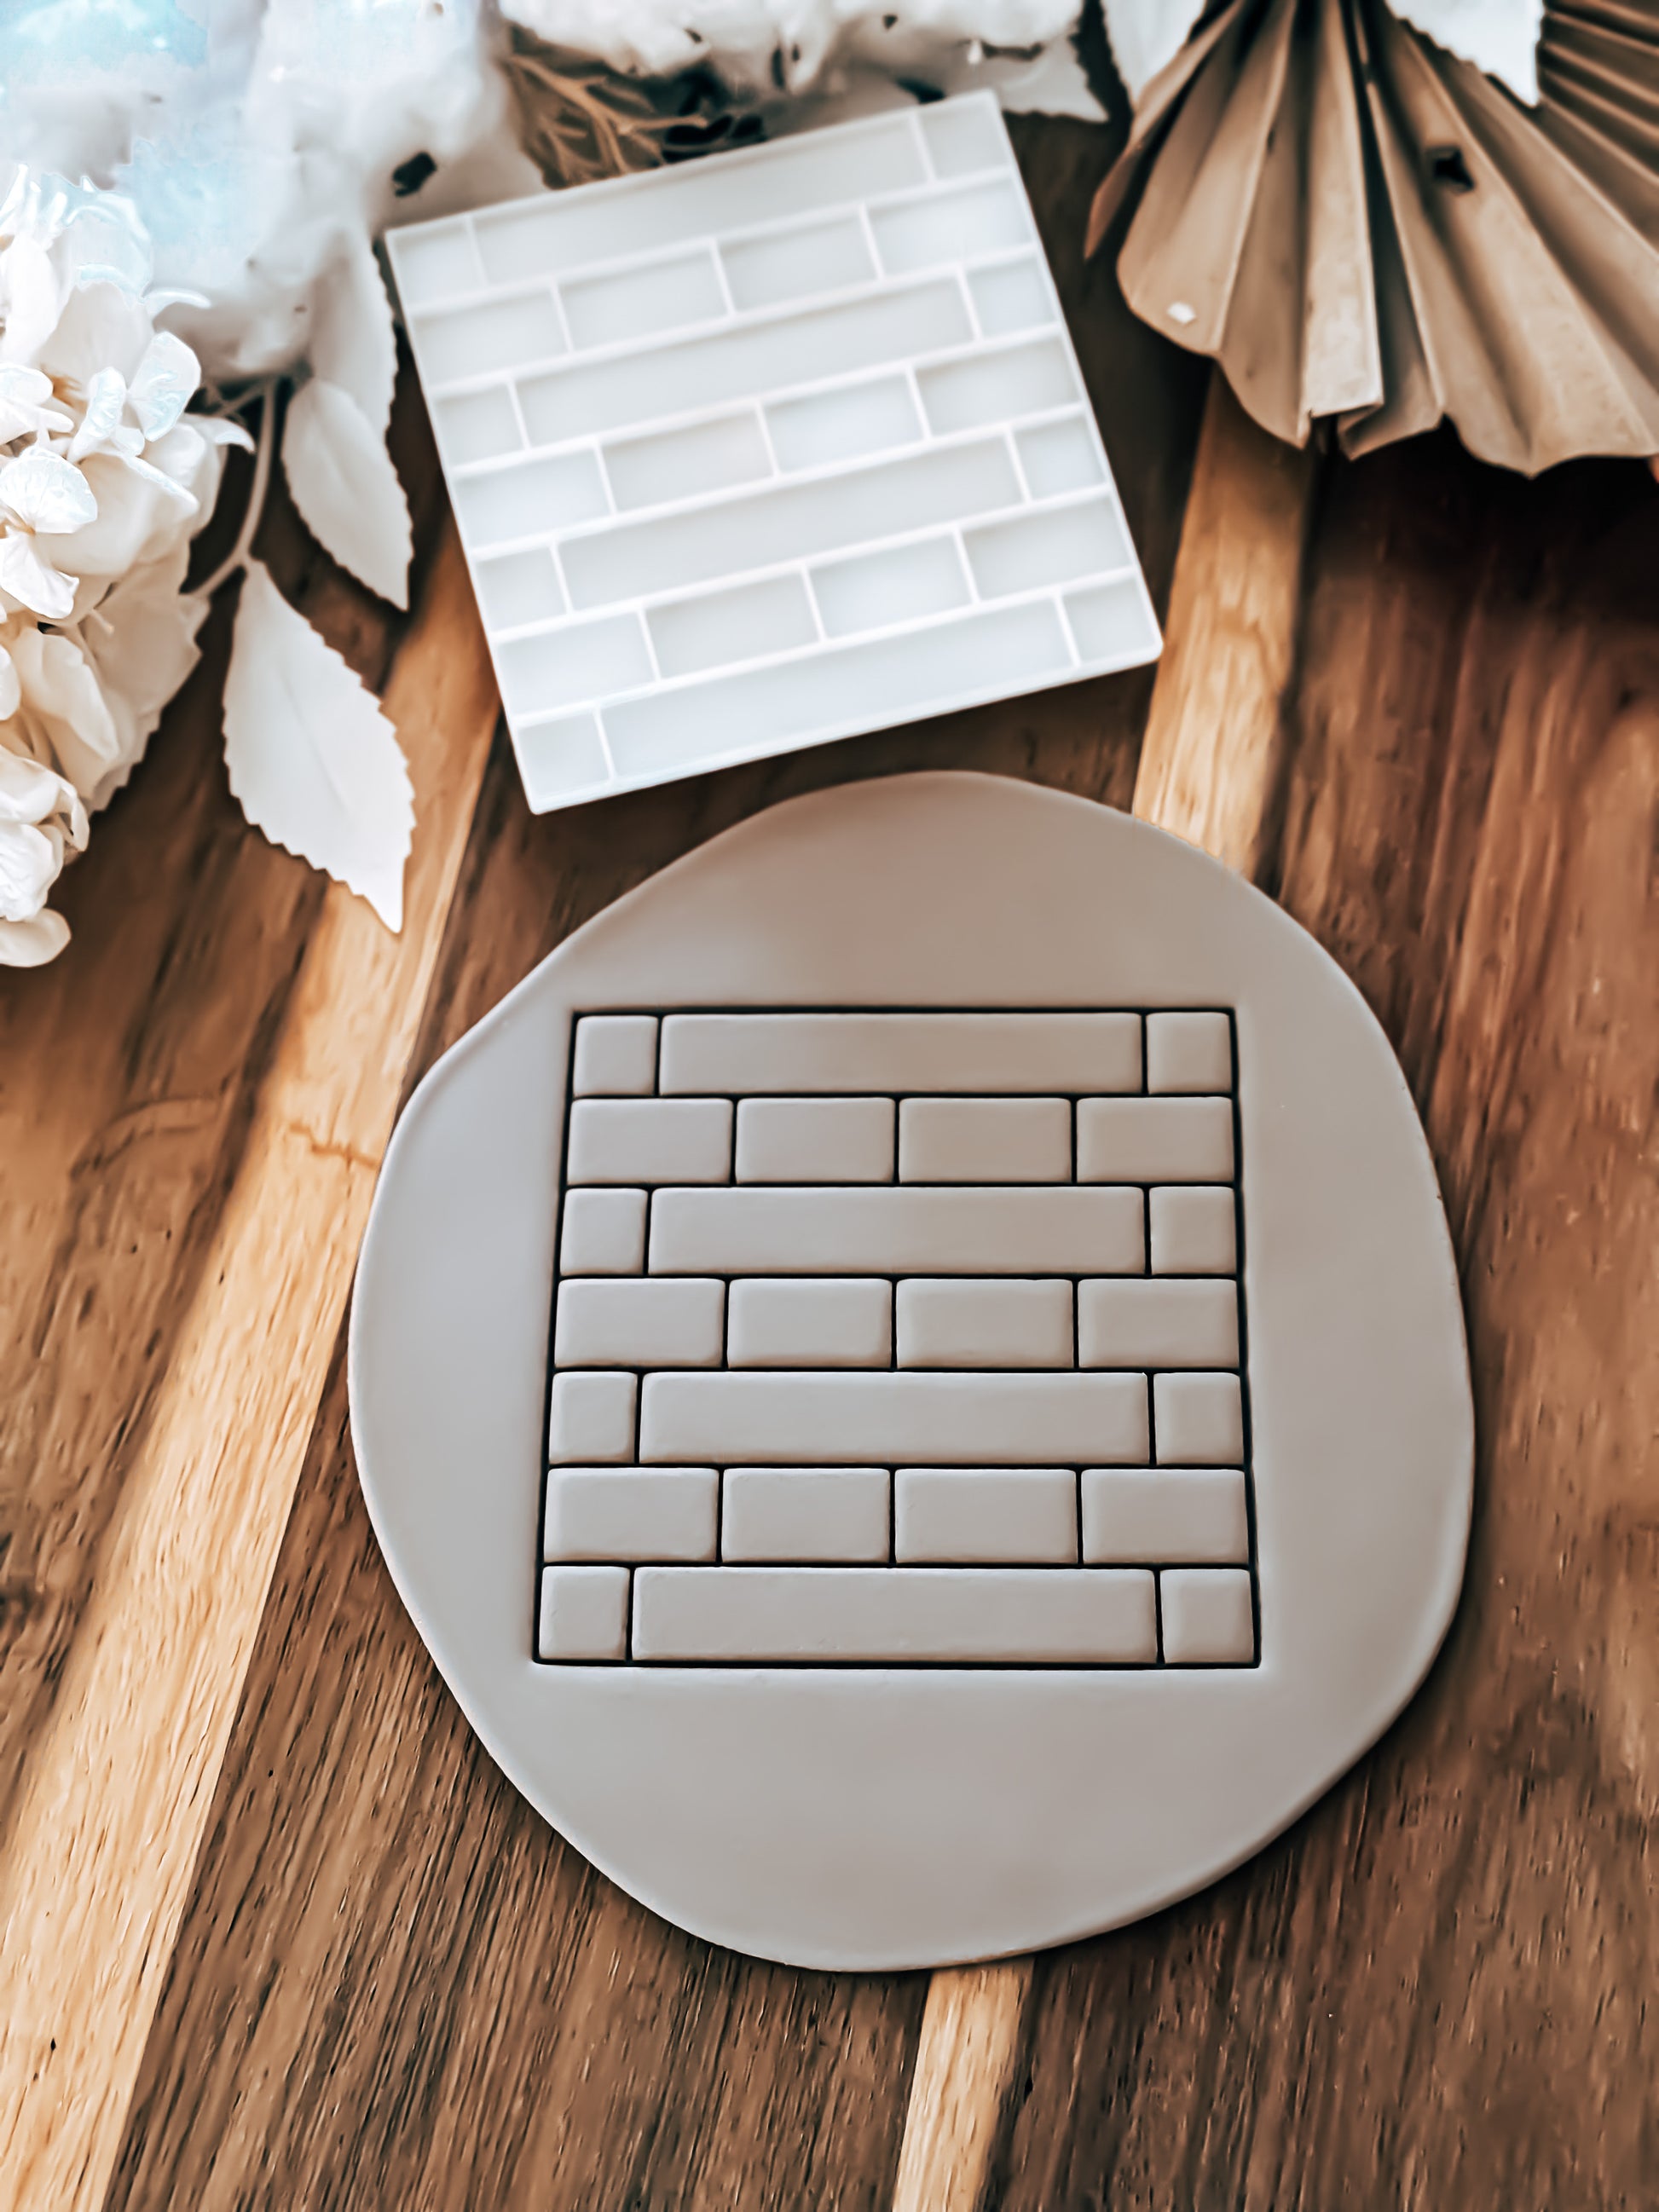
223,559,413,930
309,239,397,436
282,377,412,609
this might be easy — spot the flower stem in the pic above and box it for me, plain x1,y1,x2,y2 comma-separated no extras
195,384,278,601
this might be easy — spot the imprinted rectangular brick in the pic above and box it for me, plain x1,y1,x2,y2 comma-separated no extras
736,1097,895,1182
1147,1012,1233,1094
567,1097,732,1186
1161,1566,1255,1663
899,1096,1071,1182
630,1566,1157,1662
1078,1279,1239,1369
1153,1372,1245,1465
1149,1186,1236,1274
1076,1097,1234,1184
559,1187,648,1275
1081,1468,1249,1564
726,1278,893,1368
573,1016,660,1097
649,1185,1143,1276
548,1371,638,1464
639,1370,1147,1465
894,1468,1077,1562
538,1565,630,1660
895,1279,1073,1369
554,1277,725,1368
721,1468,891,1562
660,1011,1142,1094
545,1467,719,1562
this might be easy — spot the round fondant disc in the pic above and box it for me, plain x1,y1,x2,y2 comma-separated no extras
348,772,1472,1969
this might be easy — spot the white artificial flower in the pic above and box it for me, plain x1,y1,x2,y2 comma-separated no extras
0,447,98,619
0,164,244,961
0,363,72,442
70,540,210,808
501,0,1081,101
113,0,504,386
1,622,123,802
0,736,88,966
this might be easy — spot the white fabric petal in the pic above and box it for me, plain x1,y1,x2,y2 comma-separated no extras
67,365,128,462
0,448,98,534
45,442,189,582
127,330,199,440
69,540,205,809
0,644,19,722
0,531,77,620
0,363,55,405
0,744,80,826
0,234,62,366
0,907,71,965
0,817,61,916
6,626,120,796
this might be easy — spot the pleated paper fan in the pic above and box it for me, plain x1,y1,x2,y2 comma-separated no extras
1089,0,1659,471
1540,0,1659,186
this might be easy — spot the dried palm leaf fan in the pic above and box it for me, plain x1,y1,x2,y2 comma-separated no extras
1088,0,1659,471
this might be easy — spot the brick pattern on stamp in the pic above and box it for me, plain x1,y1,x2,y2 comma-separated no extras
540,1008,1257,1667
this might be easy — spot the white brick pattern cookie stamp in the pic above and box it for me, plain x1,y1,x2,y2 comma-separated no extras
350,774,1473,1967
387,96,1159,813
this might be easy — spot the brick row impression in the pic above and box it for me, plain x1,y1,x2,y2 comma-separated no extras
539,1011,1257,1669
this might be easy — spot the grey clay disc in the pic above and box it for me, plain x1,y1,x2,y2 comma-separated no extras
348,771,1472,1969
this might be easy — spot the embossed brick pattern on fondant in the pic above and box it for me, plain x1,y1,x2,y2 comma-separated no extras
538,1008,1257,1666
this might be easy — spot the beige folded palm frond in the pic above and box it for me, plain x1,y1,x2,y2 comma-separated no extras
1089,0,1659,472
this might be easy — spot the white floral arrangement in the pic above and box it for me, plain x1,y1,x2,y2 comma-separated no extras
0,173,248,963
0,0,1123,969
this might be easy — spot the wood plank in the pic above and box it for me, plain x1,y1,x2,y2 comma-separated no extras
107,1338,928,2211
884,366,1321,2212
890,1964,1036,2212
102,120,1213,2209
1131,376,1317,876
0,384,447,1846
0,504,500,2212
991,438,1659,2206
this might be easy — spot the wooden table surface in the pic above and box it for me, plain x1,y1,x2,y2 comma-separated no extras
2,116,1654,2212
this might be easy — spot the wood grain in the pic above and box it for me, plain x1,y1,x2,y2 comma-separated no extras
886,359,1322,2212
1131,376,1319,875
0,110,1647,2212
0,514,499,2212
987,440,1659,2210
890,1965,1037,2212
91,118,1210,2212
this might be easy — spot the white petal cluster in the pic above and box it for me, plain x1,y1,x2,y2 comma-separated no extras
501,0,1073,91
0,170,240,965
8,0,517,391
